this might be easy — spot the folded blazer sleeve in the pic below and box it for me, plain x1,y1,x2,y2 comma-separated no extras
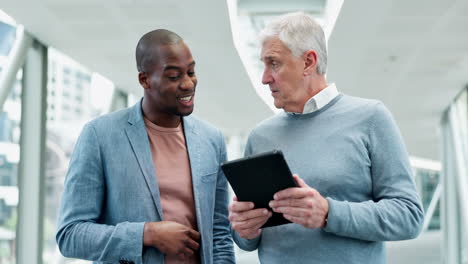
56,123,145,263
212,130,235,263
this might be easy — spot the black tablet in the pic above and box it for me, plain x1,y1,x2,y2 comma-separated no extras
221,149,297,228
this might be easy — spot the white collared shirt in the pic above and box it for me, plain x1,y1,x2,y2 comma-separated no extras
288,83,339,115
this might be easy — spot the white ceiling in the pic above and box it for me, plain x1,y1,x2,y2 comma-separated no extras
327,0,468,160
2,0,467,160
0,0,273,136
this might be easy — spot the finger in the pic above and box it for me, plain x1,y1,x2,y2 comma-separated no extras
269,198,311,209
233,196,238,201
184,237,200,251
178,248,195,260
293,174,308,188
229,208,269,222
283,214,306,226
187,229,201,241
246,217,271,231
233,213,272,230
183,248,194,256
274,187,311,200
238,228,262,239
229,201,255,212
270,198,316,209
239,220,269,237
272,207,311,218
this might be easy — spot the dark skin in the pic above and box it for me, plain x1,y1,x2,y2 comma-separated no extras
139,42,197,128
143,221,200,260
138,42,200,260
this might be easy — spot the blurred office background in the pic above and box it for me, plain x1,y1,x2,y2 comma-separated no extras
0,0,466,263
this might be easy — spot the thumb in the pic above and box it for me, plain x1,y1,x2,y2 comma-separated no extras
293,174,308,188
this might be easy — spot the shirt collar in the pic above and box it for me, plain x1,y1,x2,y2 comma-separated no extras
287,83,339,115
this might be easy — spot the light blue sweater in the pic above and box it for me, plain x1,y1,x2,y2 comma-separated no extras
232,94,424,264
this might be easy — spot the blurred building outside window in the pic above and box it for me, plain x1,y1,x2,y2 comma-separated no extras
43,48,115,264
411,158,441,231
0,10,22,264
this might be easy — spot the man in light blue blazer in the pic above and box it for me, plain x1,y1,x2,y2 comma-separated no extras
56,29,234,264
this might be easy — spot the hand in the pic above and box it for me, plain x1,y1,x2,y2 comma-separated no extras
269,174,329,229
228,196,272,239
143,221,200,260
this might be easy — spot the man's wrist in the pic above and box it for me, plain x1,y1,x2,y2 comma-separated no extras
322,213,328,228
247,229,262,240
143,222,157,247
321,197,329,228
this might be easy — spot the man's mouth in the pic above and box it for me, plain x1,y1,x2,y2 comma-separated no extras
178,94,194,106
179,95,193,102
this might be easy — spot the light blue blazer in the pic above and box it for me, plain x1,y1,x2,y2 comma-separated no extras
56,100,235,264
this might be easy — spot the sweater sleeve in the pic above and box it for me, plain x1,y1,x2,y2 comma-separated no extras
323,102,424,241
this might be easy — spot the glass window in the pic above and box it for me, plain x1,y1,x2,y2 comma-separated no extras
42,48,115,264
415,168,440,230
0,13,21,264
0,21,16,57
0,74,21,264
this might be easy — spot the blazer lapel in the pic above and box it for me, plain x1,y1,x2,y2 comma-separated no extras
183,116,208,261
125,101,164,220
183,115,201,203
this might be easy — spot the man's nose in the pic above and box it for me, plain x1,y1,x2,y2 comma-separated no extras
262,69,272,85
180,75,196,90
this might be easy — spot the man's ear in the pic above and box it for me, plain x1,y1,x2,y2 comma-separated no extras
138,72,150,89
303,50,318,76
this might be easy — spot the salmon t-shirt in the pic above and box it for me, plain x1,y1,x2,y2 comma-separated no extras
144,118,200,264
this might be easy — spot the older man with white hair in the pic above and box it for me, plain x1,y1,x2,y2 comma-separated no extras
228,12,424,263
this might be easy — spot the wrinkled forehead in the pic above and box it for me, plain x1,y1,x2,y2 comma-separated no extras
260,37,292,61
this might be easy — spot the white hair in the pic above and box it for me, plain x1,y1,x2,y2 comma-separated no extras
260,12,328,75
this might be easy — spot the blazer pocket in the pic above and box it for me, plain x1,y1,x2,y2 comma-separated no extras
200,171,217,183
